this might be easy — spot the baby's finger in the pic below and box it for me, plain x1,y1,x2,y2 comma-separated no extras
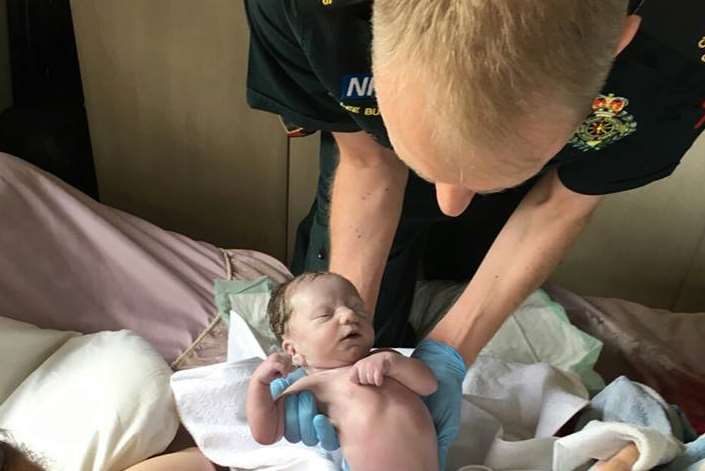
382,357,391,375
349,365,361,384
374,369,384,386
271,359,293,377
366,368,376,385
357,366,368,385
276,353,294,370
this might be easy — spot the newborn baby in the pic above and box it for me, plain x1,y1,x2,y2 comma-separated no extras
247,272,439,471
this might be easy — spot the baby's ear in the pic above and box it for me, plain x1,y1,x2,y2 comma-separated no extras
282,339,296,358
282,340,307,367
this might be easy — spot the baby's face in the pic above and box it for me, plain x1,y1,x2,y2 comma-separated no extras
283,274,374,369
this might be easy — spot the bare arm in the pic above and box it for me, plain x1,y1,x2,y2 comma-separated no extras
247,379,285,445
428,170,602,363
386,353,438,396
329,131,408,315
351,350,438,396
246,354,291,445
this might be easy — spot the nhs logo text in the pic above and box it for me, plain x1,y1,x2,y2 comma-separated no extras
341,74,375,100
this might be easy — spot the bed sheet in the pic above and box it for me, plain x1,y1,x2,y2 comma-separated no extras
545,285,705,434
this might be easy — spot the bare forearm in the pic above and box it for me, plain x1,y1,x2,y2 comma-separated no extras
329,132,408,314
388,355,438,396
428,171,601,364
246,382,284,445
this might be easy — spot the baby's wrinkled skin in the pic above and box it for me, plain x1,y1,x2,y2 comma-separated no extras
247,274,439,471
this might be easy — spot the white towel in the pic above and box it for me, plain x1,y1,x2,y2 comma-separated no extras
447,358,589,471
171,314,681,471
170,358,340,470
171,313,588,471
554,421,684,471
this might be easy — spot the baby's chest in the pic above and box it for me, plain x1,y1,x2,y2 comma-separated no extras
318,376,413,422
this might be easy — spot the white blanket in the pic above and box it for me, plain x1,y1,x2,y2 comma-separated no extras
170,312,682,471
0,327,179,471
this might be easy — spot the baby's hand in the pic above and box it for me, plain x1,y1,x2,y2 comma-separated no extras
253,352,294,386
349,351,396,386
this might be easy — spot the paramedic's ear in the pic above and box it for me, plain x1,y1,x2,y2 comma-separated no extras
616,15,641,54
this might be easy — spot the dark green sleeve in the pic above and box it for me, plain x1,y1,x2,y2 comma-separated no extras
244,0,360,133
557,4,705,195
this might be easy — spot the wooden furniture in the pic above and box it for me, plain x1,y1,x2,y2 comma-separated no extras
71,0,289,260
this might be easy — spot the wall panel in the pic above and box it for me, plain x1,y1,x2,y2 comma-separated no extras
551,133,705,308
287,133,320,264
71,0,288,259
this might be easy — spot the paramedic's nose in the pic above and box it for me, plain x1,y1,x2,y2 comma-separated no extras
435,183,475,217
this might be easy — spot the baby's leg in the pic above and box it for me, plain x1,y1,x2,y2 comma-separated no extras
123,447,220,471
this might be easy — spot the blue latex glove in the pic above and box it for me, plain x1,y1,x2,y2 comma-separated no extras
270,368,341,451
412,339,466,471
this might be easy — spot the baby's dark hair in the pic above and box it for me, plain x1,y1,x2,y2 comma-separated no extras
0,437,46,471
268,271,332,342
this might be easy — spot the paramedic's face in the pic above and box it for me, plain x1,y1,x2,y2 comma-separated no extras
284,274,374,369
375,74,579,217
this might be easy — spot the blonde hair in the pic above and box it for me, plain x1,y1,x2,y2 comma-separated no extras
372,0,629,166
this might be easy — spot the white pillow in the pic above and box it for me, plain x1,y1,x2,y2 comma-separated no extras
0,316,78,404
0,330,179,471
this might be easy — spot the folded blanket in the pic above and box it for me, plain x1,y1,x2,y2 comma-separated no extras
555,422,683,471
172,338,590,471
173,354,689,471
0,330,178,471
180,283,685,470
576,376,697,442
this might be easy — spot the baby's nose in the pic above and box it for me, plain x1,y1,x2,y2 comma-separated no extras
338,307,359,324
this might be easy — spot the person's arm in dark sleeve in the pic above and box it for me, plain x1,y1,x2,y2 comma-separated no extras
244,0,359,133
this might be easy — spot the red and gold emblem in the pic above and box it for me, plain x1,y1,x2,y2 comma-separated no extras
569,94,637,151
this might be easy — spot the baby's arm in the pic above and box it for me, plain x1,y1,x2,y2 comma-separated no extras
387,354,438,396
246,353,292,445
350,351,438,396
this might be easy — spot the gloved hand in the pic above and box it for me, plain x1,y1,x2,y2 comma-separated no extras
412,339,466,471
269,368,341,451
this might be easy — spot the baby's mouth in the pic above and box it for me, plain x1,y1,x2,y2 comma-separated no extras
340,331,362,342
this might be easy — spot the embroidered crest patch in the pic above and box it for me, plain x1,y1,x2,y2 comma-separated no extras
569,94,637,151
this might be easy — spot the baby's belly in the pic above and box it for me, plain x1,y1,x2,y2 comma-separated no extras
330,380,439,471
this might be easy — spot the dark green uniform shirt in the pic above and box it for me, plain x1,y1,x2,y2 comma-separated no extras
245,0,705,195
244,0,705,346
